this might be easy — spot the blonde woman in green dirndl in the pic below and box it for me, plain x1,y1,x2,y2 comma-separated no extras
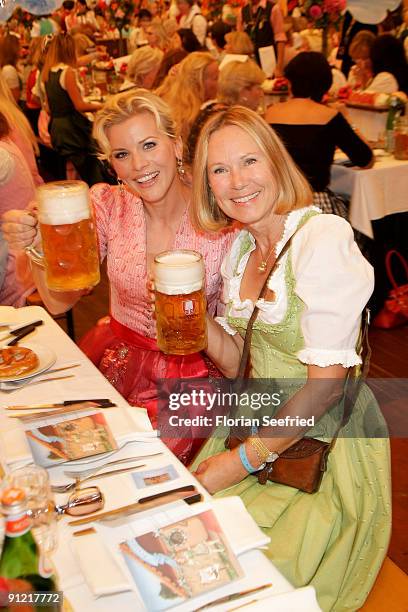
190,106,391,611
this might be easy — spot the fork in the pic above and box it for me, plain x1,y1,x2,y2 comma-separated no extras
64,438,159,467
51,464,146,494
63,452,163,479
0,375,75,394
0,364,80,391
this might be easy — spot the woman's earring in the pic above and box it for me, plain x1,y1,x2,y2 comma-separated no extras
117,177,126,194
177,158,185,177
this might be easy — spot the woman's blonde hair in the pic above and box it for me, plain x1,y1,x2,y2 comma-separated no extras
218,60,265,105
192,106,312,232
147,19,175,51
93,88,177,160
0,72,39,155
155,51,217,142
127,46,164,85
225,31,254,56
41,33,77,83
349,30,376,61
27,37,43,67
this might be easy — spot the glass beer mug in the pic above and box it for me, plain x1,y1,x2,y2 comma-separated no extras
154,250,207,355
394,115,408,160
29,180,100,291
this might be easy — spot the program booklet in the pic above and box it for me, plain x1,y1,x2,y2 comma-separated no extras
119,509,243,611
25,412,117,467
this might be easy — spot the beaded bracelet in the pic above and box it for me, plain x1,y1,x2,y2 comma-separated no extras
238,443,259,474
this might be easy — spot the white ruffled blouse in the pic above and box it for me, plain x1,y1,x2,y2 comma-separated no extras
216,208,374,368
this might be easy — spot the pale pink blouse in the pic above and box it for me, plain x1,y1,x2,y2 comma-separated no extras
0,140,35,306
91,183,235,338
10,127,43,187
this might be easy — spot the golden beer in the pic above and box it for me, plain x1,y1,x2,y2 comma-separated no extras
36,181,100,291
154,250,207,355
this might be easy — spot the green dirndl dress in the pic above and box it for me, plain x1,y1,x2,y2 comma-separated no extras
192,211,391,612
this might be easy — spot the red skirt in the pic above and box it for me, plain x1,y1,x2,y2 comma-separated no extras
78,316,214,464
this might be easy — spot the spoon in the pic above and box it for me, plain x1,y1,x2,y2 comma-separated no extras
55,486,105,517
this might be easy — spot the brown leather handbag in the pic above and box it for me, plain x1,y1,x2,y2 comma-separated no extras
225,233,370,494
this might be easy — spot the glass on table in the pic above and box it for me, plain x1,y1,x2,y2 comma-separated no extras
7,465,58,574
394,116,408,160
7,465,55,527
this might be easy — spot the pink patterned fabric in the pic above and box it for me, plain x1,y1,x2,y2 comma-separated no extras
91,183,235,337
80,184,235,462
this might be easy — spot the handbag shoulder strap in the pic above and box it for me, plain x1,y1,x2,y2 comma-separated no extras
237,231,294,379
386,249,408,290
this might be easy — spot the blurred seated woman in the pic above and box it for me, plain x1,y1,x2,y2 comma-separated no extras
190,106,390,612
128,8,152,52
0,72,42,187
187,59,265,163
73,33,106,66
347,30,376,90
207,20,232,60
0,111,34,306
1,89,235,463
0,34,21,103
367,34,408,94
120,46,164,92
156,51,219,145
265,52,373,218
40,33,108,186
145,19,178,53
224,31,254,56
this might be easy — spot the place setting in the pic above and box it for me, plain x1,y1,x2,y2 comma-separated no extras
0,314,81,394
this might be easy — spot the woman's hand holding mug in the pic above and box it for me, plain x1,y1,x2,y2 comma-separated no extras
1,203,40,251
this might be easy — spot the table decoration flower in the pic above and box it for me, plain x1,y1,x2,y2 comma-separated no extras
300,0,346,56
106,0,133,54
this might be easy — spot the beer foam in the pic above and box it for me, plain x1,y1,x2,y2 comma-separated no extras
37,181,91,225
154,250,204,295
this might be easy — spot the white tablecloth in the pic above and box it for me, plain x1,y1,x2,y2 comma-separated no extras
330,155,408,238
345,105,387,143
0,306,321,612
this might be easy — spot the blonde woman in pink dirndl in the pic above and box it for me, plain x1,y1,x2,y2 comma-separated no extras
1,90,235,463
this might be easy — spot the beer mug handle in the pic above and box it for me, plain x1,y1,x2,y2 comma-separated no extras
25,245,45,269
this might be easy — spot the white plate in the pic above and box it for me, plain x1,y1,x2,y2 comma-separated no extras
0,342,56,383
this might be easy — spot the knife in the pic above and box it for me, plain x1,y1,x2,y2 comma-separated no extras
70,486,200,527
9,399,111,420
195,583,274,611
6,325,37,346
0,321,43,342
7,397,115,410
